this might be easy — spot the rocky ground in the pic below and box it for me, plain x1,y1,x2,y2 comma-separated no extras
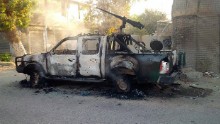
0,65,220,124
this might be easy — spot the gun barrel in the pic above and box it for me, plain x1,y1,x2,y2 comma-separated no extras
97,7,144,30
97,7,123,20
126,19,144,29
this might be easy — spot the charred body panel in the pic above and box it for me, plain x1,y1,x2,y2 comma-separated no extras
105,34,176,85
47,37,78,77
16,36,106,78
108,55,138,75
77,36,102,78
106,54,168,83
16,54,47,75
47,54,77,76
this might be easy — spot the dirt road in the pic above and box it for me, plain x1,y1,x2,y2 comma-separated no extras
0,69,220,124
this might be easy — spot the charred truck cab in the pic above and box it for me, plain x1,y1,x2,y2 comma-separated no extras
15,8,178,92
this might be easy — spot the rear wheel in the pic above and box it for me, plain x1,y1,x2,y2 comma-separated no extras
115,76,131,93
109,70,131,93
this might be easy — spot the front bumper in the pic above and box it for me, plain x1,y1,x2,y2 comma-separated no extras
15,56,25,73
16,65,24,73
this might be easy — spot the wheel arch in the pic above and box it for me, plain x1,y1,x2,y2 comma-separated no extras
23,62,46,77
109,55,139,76
111,67,136,76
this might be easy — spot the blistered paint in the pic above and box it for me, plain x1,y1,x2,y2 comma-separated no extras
79,55,101,77
22,36,105,78
23,54,47,73
77,36,103,77
47,54,77,76
110,55,138,72
100,36,107,77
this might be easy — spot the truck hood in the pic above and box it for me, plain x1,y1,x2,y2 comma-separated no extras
23,53,47,63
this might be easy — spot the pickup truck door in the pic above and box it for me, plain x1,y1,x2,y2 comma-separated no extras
78,37,102,77
47,38,77,76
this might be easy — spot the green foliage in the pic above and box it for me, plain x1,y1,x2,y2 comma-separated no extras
0,0,35,31
125,9,167,35
84,0,131,34
84,1,166,35
0,53,12,62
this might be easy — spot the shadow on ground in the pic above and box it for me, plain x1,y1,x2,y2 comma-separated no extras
19,79,212,100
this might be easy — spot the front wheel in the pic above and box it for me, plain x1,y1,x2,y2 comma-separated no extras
29,71,46,88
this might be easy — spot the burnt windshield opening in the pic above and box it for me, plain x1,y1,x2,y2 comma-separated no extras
82,38,100,55
50,37,78,53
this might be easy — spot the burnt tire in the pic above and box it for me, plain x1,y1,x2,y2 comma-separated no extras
113,75,131,93
29,71,46,88
109,71,131,93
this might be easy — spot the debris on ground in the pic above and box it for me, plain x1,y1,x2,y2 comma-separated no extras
17,69,213,100
18,79,213,100
19,79,30,88
178,86,212,98
203,71,219,78
117,103,122,106
34,90,41,94
42,87,57,94
132,89,146,97
189,84,204,90
80,91,91,96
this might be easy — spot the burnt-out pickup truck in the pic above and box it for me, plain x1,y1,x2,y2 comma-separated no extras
15,33,177,92
15,8,178,92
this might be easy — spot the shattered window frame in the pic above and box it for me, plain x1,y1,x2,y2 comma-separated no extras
53,39,78,55
81,38,100,55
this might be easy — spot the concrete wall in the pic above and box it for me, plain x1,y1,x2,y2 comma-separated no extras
172,0,220,17
172,0,220,73
0,33,10,54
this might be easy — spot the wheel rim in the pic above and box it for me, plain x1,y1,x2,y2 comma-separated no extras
117,79,128,91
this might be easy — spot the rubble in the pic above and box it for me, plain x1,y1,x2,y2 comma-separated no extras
203,71,219,78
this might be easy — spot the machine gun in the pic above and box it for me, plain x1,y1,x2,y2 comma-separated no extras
97,8,144,32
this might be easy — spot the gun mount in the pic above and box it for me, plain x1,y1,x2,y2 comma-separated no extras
97,8,144,32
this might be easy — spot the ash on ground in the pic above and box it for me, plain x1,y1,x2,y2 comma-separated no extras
19,79,212,100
